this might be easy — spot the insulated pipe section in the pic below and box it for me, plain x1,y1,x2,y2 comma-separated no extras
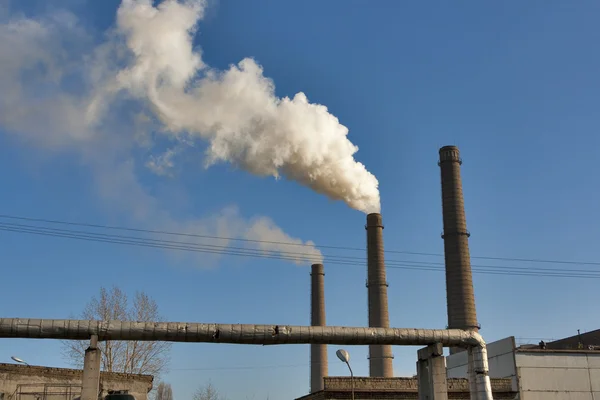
365,213,394,377
310,264,328,393
0,319,485,346
439,146,479,354
0,319,493,400
469,345,493,400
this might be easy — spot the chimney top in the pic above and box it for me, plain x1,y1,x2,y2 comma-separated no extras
439,145,459,153
311,264,324,274
366,213,383,228
438,146,462,165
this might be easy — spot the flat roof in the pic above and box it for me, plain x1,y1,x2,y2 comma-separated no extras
0,363,153,382
516,348,600,354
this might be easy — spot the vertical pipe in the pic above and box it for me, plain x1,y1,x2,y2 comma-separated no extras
310,263,328,392
467,347,477,396
472,345,493,400
438,146,479,354
365,213,394,377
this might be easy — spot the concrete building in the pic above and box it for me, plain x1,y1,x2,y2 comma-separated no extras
295,376,516,399
0,364,153,400
300,330,600,400
447,335,600,399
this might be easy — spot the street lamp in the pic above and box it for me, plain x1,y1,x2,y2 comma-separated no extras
336,349,354,400
11,356,29,366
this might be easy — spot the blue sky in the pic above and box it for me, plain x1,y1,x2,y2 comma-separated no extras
1,0,600,399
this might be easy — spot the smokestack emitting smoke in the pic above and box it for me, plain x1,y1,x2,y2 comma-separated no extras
96,0,381,214
438,146,479,355
365,213,394,377
310,263,327,392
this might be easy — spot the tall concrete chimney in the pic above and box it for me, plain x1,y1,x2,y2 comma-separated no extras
438,146,479,354
365,213,394,377
310,263,328,392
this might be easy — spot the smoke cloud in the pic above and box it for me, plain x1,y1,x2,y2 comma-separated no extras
0,1,322,266
2,0,383,265
107,0,381,214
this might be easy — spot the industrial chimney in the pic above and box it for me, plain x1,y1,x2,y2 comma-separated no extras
438,146,479,354
310,263,328,392
366,213,394,377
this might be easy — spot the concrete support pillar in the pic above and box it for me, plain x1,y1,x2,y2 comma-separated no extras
416,343,448,400
81,335,101,400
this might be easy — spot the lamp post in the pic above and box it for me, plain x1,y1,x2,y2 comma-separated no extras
336,349,354,400
11,356,29,366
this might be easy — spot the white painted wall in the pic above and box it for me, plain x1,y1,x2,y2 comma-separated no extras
516,352,600,400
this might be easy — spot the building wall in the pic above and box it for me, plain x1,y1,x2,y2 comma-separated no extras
324,377,418,391
295,376,516,400
0,364,153,400
447,336,600,400
516,351,600,400
322,376,513,392
446,336,519,391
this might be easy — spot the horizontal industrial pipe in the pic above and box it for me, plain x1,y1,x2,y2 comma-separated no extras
0,318,480,345
0,318,493,400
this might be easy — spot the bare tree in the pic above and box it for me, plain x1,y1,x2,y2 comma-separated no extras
193,382,225,400
154,382,173,400
61,286,171,377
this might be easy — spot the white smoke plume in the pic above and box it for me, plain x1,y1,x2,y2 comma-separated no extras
0,1,322,266
105,0,381,214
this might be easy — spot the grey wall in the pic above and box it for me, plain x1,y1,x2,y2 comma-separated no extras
516,352,600,400
446,336,518,391
0,364,153,400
